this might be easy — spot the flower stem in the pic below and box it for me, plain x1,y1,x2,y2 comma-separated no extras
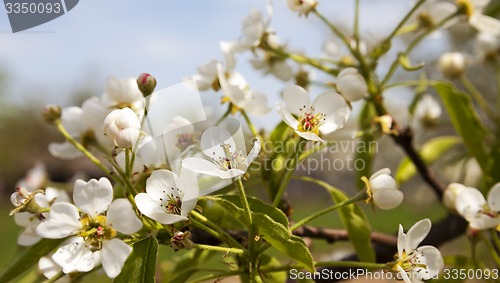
289,175,367,230
272,139,305,207
54,120,112,176
385,0,427,42
192,244,245,255
481,232,500,267
381,11,459,85
190,210,243,249
353,0,360,42
216,104,232,126
125,148,131,177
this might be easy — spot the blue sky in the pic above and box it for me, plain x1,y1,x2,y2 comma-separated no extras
0,0,413,108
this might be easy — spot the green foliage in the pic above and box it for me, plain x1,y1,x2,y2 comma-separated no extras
115,236,159,283
433,82,491,178
211,195,315,272
0,238,63,283
329,188,375,263
396,136,461,184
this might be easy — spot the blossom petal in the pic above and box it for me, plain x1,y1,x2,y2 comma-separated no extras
101,239,132,278
277,104,299,130
241,90,272,116
313,91,350,134
272,61,294,81
135,193,188,224
283,85,311,115
370,174,397,192
414,246,444,279
397,224,405,258
488,183,500,211
73,178,113,217
179,169,200,216
48,142,83,160
39,256,63,281
396,265,412,283
455,187,486,219
52,237,95,274
182,158,221,177
405,219,431,252
295,131,323,142
200,125,235,159
470,14,500,36
373,189,403,210
369,168,391,180
244,140,261,167
146,169,180,203
107,199,142,235
36,203,81,239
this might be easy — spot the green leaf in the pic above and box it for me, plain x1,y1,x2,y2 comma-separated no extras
253,214,315,272
396,136,461,184
433,81,491,175
356,102,377,190
329,188,375,263
114,236,158,283
0,238,63,283
211,195,315,272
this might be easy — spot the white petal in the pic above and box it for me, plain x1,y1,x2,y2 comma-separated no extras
397,224,405,258
52,237,95,274
200,126,236,159
73,178,113,217
48,142,83,160
240,90,272,116
243,140,261,167
487,183,500,211
455,187,485,218
370,174,398,192
45,187,70,203
13,212,32,227
182,158,221,177
468,214,500,230
135,193,188,224
18,220,42,246
405,219,431,252
296,131,323,142
272,61,294,81
277,104,299,130
106,199,142,235
396,265,412,283
61,107,85,137
146,170,180,203
373,189,404,210
36,203,81,239
470,14,500,36
370,168,391,180
414,246,444,279
179,169,200,216
283,85,311,115
214,168,246,179
313,91,350,134
101,239,132,278
39,256,62,280
115,128,140,148
116,107,140,130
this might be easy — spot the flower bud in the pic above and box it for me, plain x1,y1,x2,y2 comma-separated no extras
336,68,368,101
438,52,466,78
414,94,441,126
443,183,468,213
42,104,61,125
10,187,45,215
286,0,318,16
171,231,193,250
363,168,403,210
103,107,141,148
137,73,157,97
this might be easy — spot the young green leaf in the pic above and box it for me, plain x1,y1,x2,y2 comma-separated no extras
329,188,375,263
0,238,63,283
433,81,491,175
114,236,158,283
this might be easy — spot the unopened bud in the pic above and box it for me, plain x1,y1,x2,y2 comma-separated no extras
171,231,193,250
438,52,466,78
137,73,157,97
10,188,46,216
42,105,61,125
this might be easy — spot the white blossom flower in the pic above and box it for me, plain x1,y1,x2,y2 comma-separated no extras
217,63,271,116
102,77,145,115
438,52,466,78
462,0,500,36
363,168,403,210
392,219,444,283
239,8,270,49
286,0,318,16
135,169,199,224
443,183,471,213
49,97,112,159
184,60,220,91
182,119,261,179
455,183,500,230
14,187,69,246
103,107,141,148
336,68,369,102
414,94,441,126
277,85,350,141
36,178,142,278
250,34,294,81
